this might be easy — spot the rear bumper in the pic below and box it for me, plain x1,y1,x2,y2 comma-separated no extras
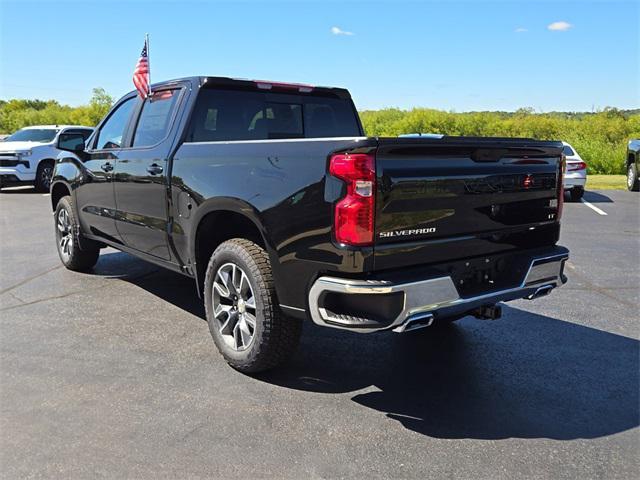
564,172,586,189
308,246,569,333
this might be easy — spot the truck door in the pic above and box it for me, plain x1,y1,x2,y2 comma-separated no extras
113,87,183,260
75,96,137,244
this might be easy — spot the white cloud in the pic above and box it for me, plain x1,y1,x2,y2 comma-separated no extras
547,21,572,31
331,26,354,36
514,27,528,33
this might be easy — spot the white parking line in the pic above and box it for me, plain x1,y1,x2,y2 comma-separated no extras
581,199,608,216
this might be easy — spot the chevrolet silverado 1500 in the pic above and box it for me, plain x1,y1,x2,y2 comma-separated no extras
51,76,569,372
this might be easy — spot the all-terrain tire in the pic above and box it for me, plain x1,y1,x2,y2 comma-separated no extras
54,196,100,271
204,238,301,373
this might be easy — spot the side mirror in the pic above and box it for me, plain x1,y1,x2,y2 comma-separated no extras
57,133,86,153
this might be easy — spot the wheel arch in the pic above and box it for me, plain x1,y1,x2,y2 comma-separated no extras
37,157,56,167
190,198,280,298
50,181,72,211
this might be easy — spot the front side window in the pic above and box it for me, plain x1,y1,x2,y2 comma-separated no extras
6,128,58,143
132,90,180,147
95,98,135,150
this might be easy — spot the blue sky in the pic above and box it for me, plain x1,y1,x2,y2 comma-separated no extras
1,0,638,112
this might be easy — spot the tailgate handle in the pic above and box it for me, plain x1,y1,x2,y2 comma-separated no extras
472,149,508,162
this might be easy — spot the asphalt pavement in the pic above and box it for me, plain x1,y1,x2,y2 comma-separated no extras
0,187,638,479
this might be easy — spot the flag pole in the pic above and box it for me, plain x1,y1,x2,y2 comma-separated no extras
146,33,151,98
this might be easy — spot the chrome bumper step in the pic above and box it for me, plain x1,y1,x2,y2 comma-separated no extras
308,251,568,333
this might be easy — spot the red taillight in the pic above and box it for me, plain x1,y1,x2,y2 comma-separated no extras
329,152,376,246
567,161,587,171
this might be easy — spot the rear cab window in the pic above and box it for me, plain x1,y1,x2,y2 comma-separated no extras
186,87,361,142
132,89,180,147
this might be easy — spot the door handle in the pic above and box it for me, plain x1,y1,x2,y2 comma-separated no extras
147,163,164,175
100,162,114,172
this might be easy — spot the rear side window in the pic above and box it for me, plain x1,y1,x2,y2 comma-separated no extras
132,90,180,147
186,89,360,142
562,145,575,156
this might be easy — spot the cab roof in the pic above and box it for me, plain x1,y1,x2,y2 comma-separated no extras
143,76,352,100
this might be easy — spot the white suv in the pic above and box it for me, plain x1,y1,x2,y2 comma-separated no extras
562,141,587,202
0,125,94,192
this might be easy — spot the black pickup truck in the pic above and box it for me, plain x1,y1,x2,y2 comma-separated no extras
51,76,569,372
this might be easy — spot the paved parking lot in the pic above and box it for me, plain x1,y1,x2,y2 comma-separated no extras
1,187,638,479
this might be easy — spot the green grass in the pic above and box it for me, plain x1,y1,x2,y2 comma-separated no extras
587,175,627,190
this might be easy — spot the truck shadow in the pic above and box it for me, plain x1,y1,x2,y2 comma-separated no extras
583,190,614,203
259,307,639,441
96,251,639,441
94,251,204,318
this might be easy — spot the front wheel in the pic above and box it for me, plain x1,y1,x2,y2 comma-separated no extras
54,196,100,271
204,238,301,373
628,163,639,192
35,160,54,192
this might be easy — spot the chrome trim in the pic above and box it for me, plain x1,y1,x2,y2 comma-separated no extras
279,304,306,313
308,253,568,333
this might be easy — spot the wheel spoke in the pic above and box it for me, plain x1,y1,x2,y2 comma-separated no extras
211,261,257,351
239,272,252,299
219,311,237,336
238,317,252,347
243,312,256,330
214,303,233,319
231,264,241,294
213,279,231,299
244,298,256,311
232,322,242,349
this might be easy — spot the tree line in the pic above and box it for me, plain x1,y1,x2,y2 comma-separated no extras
1,90,637,174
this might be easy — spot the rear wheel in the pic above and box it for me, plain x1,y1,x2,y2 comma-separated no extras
569,186,584,202
627,163,639,192
35,160,54,192
204,238,301,373
54,196,100,271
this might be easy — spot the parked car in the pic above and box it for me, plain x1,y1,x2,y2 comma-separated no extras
51,76,569,372
562,141,587,201
0,125,94,191
626,139,640,192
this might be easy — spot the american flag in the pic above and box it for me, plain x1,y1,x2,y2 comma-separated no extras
132,38,150,98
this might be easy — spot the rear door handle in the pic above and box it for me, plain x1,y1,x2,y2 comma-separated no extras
100,162,114,172
147,163,163,175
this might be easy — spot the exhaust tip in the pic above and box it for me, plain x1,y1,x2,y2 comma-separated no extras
393,313,434,333
526,285,555,300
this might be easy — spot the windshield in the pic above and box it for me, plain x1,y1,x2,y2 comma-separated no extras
5,128,58,143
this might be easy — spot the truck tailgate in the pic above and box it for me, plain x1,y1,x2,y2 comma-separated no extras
374,137,564,271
